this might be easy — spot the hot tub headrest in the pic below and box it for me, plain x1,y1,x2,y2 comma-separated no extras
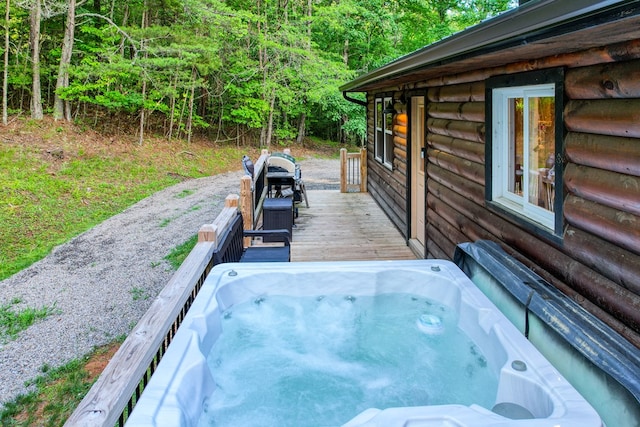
454,240,640,405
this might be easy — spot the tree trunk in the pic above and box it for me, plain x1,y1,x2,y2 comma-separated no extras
168,73,177,140
296,113,306,145
116,4,129,56
3,0,10,125
54,0,75,121
139,78,146,144
138,3,148,144
343,38,349,65
29,0,43,120
259,126,266,147
177,83,188,140
186,67,196,144
265,91,275,147
307,0,311,50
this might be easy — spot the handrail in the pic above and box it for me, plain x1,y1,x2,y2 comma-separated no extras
65,195,241,427
243,150,269,230
340,147,367,193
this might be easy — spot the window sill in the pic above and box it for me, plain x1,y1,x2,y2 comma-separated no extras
486,200,563,244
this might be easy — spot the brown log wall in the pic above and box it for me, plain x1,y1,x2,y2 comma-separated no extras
366,51,640,347
366,93,409,237
428,178,640,347
564,163,640,216
559,59,640,341
565,132,640,177
420,58,640,347
426,179,640,348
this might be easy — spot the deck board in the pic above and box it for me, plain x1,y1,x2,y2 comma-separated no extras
290,190,417,262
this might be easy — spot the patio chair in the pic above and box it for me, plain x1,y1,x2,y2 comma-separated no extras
213,211,290,265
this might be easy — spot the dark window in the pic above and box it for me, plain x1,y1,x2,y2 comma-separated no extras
374,96,394,168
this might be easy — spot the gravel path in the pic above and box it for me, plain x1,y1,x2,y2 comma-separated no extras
0,157,340,408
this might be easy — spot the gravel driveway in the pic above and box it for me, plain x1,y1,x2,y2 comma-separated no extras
0,157,340,408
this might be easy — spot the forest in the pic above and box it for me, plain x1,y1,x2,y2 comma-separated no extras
2,0,514,147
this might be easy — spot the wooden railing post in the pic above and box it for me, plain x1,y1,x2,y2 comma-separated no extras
198,224,217,243
340,147,367,193
360,147,367,193
224,193,240,209
198,195,239,245
340,148,347,193
240,176,253,247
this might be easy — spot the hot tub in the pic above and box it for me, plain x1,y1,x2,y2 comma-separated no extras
126,260,601,427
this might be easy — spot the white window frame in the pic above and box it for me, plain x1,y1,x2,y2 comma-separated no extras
374,96,394,169
491,83,555,230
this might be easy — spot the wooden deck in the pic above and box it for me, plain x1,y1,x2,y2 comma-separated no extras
290,190,417,262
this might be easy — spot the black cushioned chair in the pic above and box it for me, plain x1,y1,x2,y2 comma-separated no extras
213,211,290,265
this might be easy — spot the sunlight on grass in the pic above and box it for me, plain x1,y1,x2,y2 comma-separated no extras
175,189,196,198
0,342,121,427
0,299,54,342
164,234,199,270
0,130,258,280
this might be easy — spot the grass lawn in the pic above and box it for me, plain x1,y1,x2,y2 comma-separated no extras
0,117,266,281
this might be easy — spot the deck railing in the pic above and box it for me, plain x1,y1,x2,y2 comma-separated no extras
340,147,367,193
65,195,241,427
248,150,270,229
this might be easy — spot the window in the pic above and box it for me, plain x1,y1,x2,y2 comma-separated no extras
375,96,394,168
486,70,564,237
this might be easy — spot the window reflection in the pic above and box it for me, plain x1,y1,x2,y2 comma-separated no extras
508,95,555,211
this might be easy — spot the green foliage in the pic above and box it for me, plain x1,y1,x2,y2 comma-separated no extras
164,234,199,270
0,342,120,427
129,287,150,301
4,0,515,143
0,299,53,342
0,126,256,280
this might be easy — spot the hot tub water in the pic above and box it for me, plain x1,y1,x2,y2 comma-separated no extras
201,293,496,427
126,260,602,427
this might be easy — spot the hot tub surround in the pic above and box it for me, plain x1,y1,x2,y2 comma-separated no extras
126,260,601,427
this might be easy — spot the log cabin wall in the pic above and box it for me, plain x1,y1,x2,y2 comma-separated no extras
366,93,409,237
366,42,640,348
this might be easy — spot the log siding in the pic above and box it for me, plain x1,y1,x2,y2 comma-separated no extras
367,93,409,237
365,47,640,348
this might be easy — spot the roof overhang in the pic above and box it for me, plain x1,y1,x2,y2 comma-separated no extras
340,0,640,93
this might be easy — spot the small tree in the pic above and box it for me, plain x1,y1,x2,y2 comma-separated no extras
53,0,75,121
28,0,42,119
2,0,10,125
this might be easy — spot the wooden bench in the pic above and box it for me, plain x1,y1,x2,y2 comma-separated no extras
213,210,290,264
